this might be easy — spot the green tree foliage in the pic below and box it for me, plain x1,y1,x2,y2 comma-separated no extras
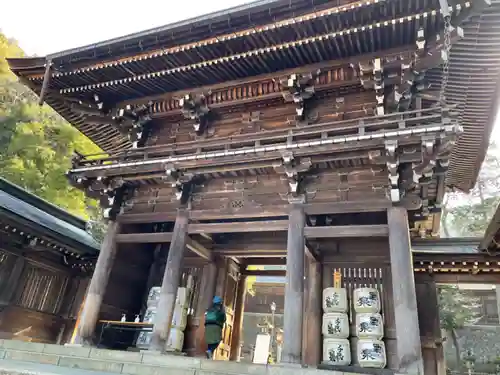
441,143,500,237
0,32,104,233
438,285,481,371
0,33,23,78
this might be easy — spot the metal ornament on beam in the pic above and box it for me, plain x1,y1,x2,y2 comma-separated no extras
179,93,211,136
162,163,194,203
274,152,312,202
66,174,131,221
112,102,153,149
103,183,133,221
280,71,319,123
385,139,400,203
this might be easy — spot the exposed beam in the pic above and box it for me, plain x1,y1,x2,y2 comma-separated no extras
214,249,286,257
241,270,500,284
242,252,498,266
244,258,287,266
38,59,52,106
305,199,391,215
117,223,388,240
415,272,500,284
115,232,173,243
188,220,288,234
183,257,209,266
412,237,480,251
242,270,286,277
304,225,388,238
414,253,500,263
117,200,391,224
186,237,212,261
116,231,212,260
305,241,320,262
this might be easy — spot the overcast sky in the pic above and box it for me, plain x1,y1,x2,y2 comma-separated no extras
0,0,251,56
1,0,499,139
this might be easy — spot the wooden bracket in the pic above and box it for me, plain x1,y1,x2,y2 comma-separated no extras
179,93,211,136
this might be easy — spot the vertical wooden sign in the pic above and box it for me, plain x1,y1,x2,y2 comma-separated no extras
333,271,342,288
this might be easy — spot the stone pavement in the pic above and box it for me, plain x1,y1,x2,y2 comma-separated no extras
0,339,364,375
0,359,113,375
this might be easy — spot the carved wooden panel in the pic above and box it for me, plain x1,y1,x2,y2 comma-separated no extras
307,168,388,204
147,90,376,147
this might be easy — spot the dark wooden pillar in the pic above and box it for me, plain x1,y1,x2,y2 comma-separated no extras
282,202,305,364
304,260,322,367
229,274,247,361
0,255,26,306
215,258,228,298
141,244,163,314
194,262,217,356
322,265,333,290
496,286,500,324
416,279,445,375
388,207,423,374
150,209,189,352
75,221,120,345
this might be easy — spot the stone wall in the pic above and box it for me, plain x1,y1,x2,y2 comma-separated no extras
445,325,500,372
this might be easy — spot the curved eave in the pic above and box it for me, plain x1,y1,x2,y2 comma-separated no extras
5,67,133,153
0,177,87,230
28,0,417,83
8,1,499,192
0,192,100,256
44,0,347,67
429,7,500,192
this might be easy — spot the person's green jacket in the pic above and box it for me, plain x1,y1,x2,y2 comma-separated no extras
204,306,226,345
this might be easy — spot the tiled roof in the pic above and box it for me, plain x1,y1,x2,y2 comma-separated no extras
0,178,100,253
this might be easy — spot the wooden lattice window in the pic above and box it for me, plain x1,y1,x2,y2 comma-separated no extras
15,265,69,315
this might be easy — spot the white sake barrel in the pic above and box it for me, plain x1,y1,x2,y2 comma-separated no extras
176,287,191,309
143,307,156,323
146,287,161,307
136,331,152,349
353,288,381,313
355,313,384,339
166,328,185,352
143,306,187,331
322,312,349,339
171,305,188,331
322,287,348,313
357,339,387,368
322,338,351,365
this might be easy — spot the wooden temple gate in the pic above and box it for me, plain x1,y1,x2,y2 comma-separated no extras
7,0,500,374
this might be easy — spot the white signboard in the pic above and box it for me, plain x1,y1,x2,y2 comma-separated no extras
253,334,271,364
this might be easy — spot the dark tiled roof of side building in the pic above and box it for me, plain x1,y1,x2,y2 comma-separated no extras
0,178,100,253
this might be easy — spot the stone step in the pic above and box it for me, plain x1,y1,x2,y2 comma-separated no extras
0,340,355,375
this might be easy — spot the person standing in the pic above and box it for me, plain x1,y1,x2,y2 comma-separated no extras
204,296,226,359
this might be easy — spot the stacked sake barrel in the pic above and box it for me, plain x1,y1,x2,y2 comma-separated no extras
322,287,351,365
352,287,386,369
136,286,191,351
